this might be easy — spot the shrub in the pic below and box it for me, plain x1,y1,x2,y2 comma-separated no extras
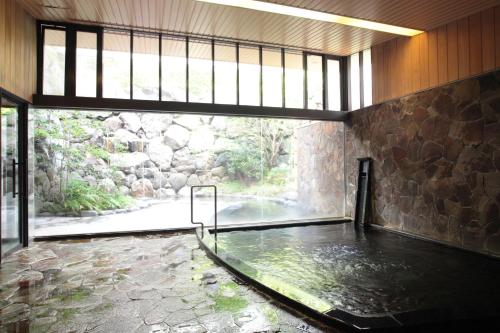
226,140,263,183
53,180,132,213
265,166,289,186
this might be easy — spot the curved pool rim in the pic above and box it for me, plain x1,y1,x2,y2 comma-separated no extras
196,224,500,332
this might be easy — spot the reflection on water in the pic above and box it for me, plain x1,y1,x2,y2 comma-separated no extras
215,224,500,316
216,198,321,224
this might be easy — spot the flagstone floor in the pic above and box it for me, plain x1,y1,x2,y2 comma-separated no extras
0,232,333,333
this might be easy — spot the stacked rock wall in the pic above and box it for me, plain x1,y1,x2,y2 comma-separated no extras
346,70,500,256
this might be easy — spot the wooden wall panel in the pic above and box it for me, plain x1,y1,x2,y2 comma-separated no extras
468,13,483,76
447,22,458,81
0,0,36,102
371,4,500,104
481,10,495,71
457,17,470,79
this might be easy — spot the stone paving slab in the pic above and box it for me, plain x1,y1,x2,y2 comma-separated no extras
0,232,335,332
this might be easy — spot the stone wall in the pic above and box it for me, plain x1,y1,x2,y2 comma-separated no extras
296,121,345,217
345,70,500,256
34,112,293,212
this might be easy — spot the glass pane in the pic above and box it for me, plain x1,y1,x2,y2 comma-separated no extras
43,29,66,96
133,34,159,100
284,51,304,108
103,30,130,99
214,43,237,104
363,48,373,107
306,55,323,110
1,98,20,256
32,109,344,237
162,36,186,102
76,32,97,97
350,52,361,110
239,46,260,106
188,40,212,103
327,59,341,111
262,48,283,107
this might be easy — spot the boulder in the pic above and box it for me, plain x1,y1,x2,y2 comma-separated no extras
104,116,123,132
99,178,116,193
130,178,155,197
120,113,142,133
136,167,158,179
164,125,190,150
174,115,202,130
168,173,188,192
171,147,192,167
124,174,137,187
189,126,215,152
213,138,235,153
141,114,172,138
187,174,201,186
155,188,176,199
210,116,227,131
177,187,191,197
83,175,97,187
174,164,196,175
148,137,174,170
152,171,167,189
110,152,150,169
113,128,139,145
112,171,127,184
211,166,226,178
119,186,130,196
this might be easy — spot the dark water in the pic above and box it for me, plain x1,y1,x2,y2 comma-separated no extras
215,223,500,316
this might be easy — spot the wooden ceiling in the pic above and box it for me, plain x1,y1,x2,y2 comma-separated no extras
18,0,500,56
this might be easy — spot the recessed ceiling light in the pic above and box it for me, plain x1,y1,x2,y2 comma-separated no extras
195,0,423,37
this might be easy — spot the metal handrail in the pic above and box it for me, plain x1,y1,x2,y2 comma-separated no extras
190,185,217,240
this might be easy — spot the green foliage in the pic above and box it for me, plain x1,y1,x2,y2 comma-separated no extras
53,180,132,213
88,146,109,162
226,139,262,183
265,166,289,186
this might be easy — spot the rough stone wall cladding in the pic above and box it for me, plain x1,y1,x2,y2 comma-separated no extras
296,121,345,217
345,70,500,256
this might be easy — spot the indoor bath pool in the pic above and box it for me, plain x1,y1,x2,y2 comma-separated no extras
199,223,500,330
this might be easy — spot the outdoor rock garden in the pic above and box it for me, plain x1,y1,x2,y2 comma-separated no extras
33,110,297,216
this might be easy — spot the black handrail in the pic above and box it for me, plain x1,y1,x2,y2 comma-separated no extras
190,185,217,240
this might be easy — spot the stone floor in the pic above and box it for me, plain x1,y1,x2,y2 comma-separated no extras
0,232,334,333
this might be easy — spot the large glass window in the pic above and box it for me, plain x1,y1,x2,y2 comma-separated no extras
362,48,373,107
162,36,187,102
133,33,159,100
349,52,361,110
262,48,283,107
76,32,97,97
43,29,66,96
327,59,341,111
284,51,304,108
214,42,237,104
188,39,212,103
30,109,344,237
306,55,323,110
239,46,260,106
103,30,130,99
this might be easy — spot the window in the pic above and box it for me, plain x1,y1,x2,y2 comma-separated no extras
133,33,159,100
362,48,372,107
327,59,341,111
239,46,260,106
349,52,360,110
188,39,212,103
43,29,66,95
306,55,323,110
284,51,304,108
214,43,237,104
262,48,282,107
103,30,130,99
162,36,186,102
76,32,97,97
